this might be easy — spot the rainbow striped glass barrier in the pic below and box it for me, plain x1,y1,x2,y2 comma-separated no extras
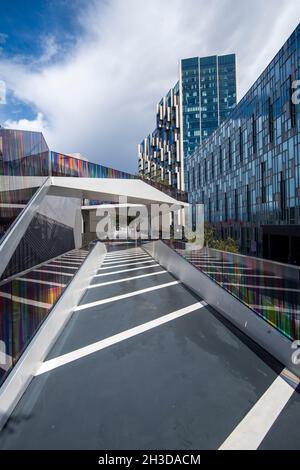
0,129,49,240
0,249,88,387
50,152,135,179
165,240,300,341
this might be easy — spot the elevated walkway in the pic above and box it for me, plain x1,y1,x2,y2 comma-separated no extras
0,244,299,449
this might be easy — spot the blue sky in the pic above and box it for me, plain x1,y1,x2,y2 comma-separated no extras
0,0,300,173
0,0,85,121
0,0,83,57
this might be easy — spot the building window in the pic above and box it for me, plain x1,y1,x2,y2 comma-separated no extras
216,185,219,211
219,146,222,174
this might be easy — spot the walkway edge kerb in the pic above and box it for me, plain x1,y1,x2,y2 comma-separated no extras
143,241,300,379
0,241,107,431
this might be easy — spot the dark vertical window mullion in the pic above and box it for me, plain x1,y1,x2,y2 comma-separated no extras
280,171,286,221
228,137,232,169
261,162,266,203
268,97,274,143
239,127,243,162
252,114,257,154
289,75,296,128
247,184,251,222
235,188,238,221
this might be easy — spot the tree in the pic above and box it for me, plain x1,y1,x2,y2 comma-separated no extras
184,223,239,254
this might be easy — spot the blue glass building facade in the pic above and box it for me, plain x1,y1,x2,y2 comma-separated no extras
139,54,237,191
187,24,300,265
180,54,236,156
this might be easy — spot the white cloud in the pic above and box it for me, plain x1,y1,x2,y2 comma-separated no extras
0,0,300,172
39,36,60,64
0,80,6,104
4,112,48,133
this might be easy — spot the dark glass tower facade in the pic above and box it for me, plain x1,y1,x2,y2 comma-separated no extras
138,54,237,191
187,24,300,265
180,54,237,187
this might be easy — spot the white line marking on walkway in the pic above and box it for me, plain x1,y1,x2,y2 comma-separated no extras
45,264,78,270
105,251,144,257
105,250,143,256
0,292,51,309
219,368,300,450
15,277,66,288
49,260,82,266
102,256,150,265
36,301,208,375
59,258,85,263
62,254,86,258
103,255,149,262
106,253,144,257
62,255,86,258
98,260,156,270
75,280,180,311
34,269,73,277
88,270,167,288
94,264,160,277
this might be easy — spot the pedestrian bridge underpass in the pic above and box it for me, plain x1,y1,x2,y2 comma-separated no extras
0,240,300,450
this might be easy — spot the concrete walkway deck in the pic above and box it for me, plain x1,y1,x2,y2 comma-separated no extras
0,246,299,449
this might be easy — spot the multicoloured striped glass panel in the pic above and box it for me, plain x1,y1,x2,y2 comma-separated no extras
0,128,49,240
0,249,88,386
166,241,300,341
50,152,135,179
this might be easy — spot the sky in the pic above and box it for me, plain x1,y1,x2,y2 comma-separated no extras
0,0,300,173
